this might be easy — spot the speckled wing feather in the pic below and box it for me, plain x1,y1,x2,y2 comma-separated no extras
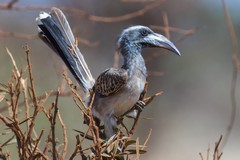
94,68,128,96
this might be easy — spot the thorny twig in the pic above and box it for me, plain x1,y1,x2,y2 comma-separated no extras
0,45,52,159
24,44,40,150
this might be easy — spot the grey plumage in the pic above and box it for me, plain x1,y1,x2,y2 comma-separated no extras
36,8,180,139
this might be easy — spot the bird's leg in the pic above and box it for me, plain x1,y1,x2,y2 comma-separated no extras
133,81,147,112
125,100,146,119
104,115,117,139
134,100,146,112
124,100,146,119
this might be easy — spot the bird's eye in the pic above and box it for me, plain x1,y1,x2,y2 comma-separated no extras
141,30,148,36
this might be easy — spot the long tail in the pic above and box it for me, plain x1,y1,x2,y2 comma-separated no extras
36,7,95,93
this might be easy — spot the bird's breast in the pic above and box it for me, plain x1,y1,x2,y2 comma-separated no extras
112,70,146,116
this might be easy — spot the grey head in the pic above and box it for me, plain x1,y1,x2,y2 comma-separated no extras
117,25,181,56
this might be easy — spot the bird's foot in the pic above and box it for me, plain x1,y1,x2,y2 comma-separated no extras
134,100,146,112
124,100,146,118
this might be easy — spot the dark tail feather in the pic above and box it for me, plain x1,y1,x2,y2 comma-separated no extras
36,7,95,93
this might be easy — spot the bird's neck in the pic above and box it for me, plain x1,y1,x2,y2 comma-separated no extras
121,50,147,77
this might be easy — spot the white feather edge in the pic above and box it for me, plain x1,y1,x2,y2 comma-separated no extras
36,12,50,27
39,12,50,19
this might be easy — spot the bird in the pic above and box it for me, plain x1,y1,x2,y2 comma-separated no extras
36,7,180,139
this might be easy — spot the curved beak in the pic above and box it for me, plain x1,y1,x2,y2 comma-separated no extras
143,33,181,56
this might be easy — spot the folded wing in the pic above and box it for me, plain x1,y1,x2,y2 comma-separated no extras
94,68,128,96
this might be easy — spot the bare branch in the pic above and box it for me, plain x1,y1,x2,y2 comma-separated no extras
0,90,73,113
213,135,223,160
221,0,239,149
29,129,44,159
112,50,120,68
0,1,166,23
88,0,166,22
162,12,170,39
0,30,38,40
150,25,197,35
57,110,68,159
6,0,19,9
51,90,60,160
69,135,81,160
142,128,152,150
199,152,204,160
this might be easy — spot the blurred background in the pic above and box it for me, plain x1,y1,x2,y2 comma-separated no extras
0,0,240,159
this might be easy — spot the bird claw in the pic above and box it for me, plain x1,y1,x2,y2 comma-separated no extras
134,100,146,112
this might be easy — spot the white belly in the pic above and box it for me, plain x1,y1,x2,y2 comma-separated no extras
113,76,145,116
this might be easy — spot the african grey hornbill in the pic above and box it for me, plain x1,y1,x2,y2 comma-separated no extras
36,7,180,139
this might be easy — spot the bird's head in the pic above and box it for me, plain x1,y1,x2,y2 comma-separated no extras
117,25,180,56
